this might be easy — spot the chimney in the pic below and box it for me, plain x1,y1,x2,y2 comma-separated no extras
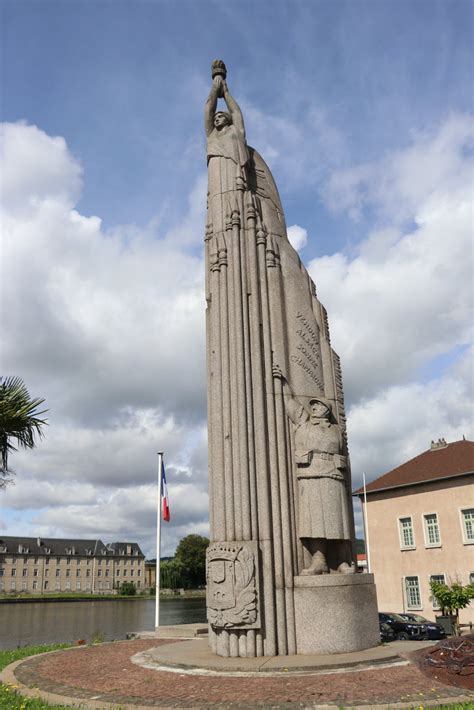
430,438,448,450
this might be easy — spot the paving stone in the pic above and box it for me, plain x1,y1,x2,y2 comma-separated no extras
3,639,473,708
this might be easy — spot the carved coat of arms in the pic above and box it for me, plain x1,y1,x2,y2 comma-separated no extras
206,541,259,628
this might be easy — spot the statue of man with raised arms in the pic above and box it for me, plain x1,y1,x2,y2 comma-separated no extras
204,59,249,236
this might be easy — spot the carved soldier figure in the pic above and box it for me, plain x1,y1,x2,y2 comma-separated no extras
273,364,354,575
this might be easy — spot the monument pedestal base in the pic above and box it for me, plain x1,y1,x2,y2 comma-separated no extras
294,573,379,654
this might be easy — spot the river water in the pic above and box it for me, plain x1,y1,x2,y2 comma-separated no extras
0,597,207,649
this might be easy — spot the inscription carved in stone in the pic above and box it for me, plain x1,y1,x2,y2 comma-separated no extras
290,311,323,390
206,541,260,629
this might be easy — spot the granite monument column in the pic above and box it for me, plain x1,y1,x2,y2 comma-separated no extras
205,60,379,657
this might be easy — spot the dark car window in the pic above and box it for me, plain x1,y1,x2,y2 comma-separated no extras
389,613,410,622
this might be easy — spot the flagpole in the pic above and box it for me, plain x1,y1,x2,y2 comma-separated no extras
363,472,371,574
155,451,163,629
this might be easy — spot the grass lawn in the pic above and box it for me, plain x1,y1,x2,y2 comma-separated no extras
1,644,73,709
0,644,472,709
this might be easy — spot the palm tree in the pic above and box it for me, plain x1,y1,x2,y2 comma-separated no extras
0,376,48,487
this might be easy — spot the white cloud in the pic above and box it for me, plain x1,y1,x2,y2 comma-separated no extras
0,122,83,214
1,113,472,558
287,224,308,252
307,113,474,497
29,481,209,558
309,113,473,404
322,112,473,223
348,346,473,487
1,121,209,556
2,123,207,427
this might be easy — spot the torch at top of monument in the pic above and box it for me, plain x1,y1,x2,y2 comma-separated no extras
211,58,227,80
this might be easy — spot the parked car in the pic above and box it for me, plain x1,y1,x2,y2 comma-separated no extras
379,621,396,642
397,613,447,640
378,612,426,640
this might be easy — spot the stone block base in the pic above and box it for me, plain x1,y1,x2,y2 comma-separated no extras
294,573,380,654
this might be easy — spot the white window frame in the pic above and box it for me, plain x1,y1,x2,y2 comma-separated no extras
423,512,441,548
398,516,416,550
404,575,422,610
429,573,446,610
460,507,474,544
55,581,61,590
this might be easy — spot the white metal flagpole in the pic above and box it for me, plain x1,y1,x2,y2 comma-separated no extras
363,472,371,574
155,451,164,629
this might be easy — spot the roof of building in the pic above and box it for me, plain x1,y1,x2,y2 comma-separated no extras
0,536,144,558
354,439,474,496
106,542,144,557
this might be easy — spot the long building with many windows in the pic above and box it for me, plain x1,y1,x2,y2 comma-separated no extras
354,438,474,624
0,537,145,594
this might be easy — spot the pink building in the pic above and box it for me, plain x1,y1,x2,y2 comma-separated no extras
354,439,474,625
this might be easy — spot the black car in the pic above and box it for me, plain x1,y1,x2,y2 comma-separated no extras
378,612,426,640
379,621,396,642
398,613,447,640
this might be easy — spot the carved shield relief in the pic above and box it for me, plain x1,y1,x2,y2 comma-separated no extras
206,541,260,629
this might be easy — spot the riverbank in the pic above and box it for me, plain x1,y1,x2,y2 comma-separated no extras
0,589,206,603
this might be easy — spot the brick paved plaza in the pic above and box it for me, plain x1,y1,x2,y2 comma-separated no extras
2,638,473,708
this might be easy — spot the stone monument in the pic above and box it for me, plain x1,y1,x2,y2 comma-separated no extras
204,60,379,657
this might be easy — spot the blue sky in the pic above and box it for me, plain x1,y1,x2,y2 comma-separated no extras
4,0,471,248
1,0,473,556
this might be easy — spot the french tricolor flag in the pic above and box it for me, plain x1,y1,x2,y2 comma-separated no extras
161,462,170,522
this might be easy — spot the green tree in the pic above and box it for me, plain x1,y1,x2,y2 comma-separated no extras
118,581,137,596
160,558,185,590
0,376,48,488
430,579,474,635
174,534,209,588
